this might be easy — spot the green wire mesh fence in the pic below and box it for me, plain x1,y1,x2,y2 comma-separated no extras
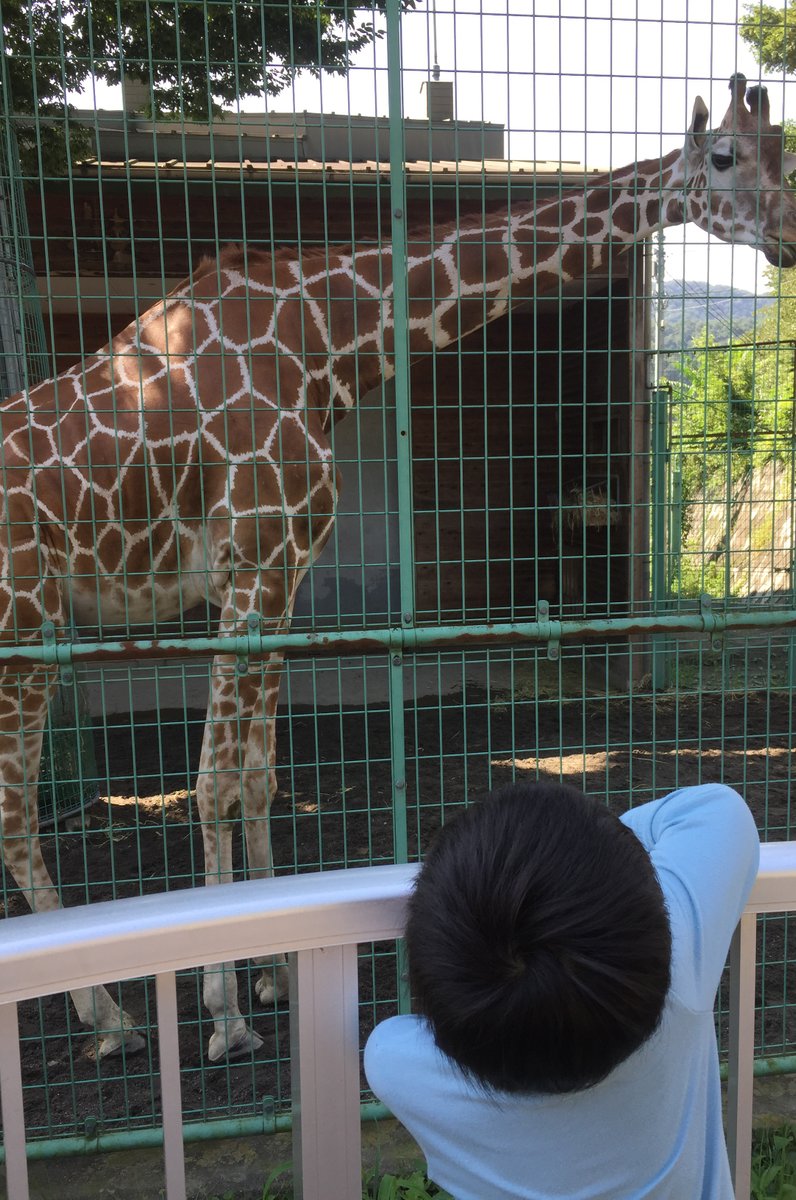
0,0,794,1158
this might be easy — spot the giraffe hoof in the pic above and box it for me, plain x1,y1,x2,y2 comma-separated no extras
97,1028,146,1059
255,963,289,1006
207,1025,264,1063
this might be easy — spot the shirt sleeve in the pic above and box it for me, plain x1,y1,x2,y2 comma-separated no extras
620,784,760,1011
364,1017,402,1110
364,1017,440,1144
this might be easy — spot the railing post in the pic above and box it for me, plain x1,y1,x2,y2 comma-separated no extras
289,944,361,1200
0,1001,29,1200
155,971,186,1200
726,912,757,1200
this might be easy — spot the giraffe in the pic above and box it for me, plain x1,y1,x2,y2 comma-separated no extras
1,73,794,1062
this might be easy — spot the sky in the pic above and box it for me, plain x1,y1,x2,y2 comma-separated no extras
73,0,793,296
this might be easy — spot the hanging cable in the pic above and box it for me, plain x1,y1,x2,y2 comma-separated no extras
431,0,440,81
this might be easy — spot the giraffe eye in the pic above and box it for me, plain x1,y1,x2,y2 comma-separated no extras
711,153,735,171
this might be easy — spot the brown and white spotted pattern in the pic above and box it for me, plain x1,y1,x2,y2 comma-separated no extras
0,74,794,1061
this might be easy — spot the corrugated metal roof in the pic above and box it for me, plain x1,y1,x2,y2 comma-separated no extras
75,157,602,184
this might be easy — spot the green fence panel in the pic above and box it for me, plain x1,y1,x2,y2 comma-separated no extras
0,0,794,1160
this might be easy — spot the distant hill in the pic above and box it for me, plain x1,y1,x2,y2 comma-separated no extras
660,280,774,349
658,281,775,377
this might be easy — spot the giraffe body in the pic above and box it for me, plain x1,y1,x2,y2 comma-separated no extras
1,77,794,1060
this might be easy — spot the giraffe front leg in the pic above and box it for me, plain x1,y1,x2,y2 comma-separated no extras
68,985,145,1058
3,795,144,1058
196,660,265,1062
0,665,144,1059
241,656,289,1006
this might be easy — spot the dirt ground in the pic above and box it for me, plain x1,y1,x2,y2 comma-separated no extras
3,668,796,1144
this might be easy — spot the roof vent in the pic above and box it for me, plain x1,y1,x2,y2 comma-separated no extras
122,76,151,114
423,80,454,123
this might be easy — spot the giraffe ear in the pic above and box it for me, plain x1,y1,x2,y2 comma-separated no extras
687,96,710,152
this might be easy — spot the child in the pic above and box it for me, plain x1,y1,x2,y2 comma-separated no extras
364,781,759,1199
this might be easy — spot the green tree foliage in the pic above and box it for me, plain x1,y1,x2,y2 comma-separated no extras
740,1,796,74
749,283,796,429
1,0,406,174
663,328,794,599
669,335,760,514
663,306,794,597
670,322,795,501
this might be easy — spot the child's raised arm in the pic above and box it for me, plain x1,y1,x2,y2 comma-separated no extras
621,784,759,1011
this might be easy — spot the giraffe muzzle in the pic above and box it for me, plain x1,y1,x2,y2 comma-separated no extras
762,237,796,268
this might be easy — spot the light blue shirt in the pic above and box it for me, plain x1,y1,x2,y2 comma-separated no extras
364,784,760,1200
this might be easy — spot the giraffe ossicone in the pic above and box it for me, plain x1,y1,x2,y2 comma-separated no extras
1,75,794,1061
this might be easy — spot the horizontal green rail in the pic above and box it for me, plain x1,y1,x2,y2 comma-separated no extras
0,1102,391,1165
4,1052,796,1167
5,604,796,668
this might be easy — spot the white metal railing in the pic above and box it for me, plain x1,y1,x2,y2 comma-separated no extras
0,844,795,1200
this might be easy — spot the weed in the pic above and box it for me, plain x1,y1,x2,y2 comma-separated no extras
363,1165,453,1199
211,1133,796,1200
245,1161,453,1200
751,1124,796,1199
260,1161,292,1199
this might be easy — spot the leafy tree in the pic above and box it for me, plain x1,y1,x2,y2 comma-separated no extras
664,335,763,598
744,285,796,426
0,0,406,174
669,335,759,515
740,1,796,74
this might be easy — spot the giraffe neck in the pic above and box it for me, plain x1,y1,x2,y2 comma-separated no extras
295,146,686,418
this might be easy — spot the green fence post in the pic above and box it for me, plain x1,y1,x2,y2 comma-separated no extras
668,455,683,595
0,64,98,826
386,0,412,1011
0,115,50,392
651,387,670,690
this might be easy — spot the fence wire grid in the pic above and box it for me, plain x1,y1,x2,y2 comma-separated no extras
0,0,794,1157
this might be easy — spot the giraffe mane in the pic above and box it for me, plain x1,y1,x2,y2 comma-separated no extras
190,242,343,283
188,185,628,282
190,210,526,281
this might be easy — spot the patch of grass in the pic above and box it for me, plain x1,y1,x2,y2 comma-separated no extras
362,1166,453,1200
260,1161,292,1199
211,1132,796,1200
242,1161,452,1200
752,1124,796,1199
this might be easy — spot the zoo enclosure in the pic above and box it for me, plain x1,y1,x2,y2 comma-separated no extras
0,0,795,1163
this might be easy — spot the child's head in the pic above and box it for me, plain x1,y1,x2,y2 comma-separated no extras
405,781,671,1095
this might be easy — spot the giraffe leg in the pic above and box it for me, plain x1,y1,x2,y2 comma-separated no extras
197,656,267,1062
195,558,320,1060
0,665,144,1058
240,656,290,1006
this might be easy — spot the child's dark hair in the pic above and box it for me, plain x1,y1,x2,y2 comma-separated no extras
405,781,671,1095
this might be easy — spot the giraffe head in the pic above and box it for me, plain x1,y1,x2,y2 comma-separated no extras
683,73,796,267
